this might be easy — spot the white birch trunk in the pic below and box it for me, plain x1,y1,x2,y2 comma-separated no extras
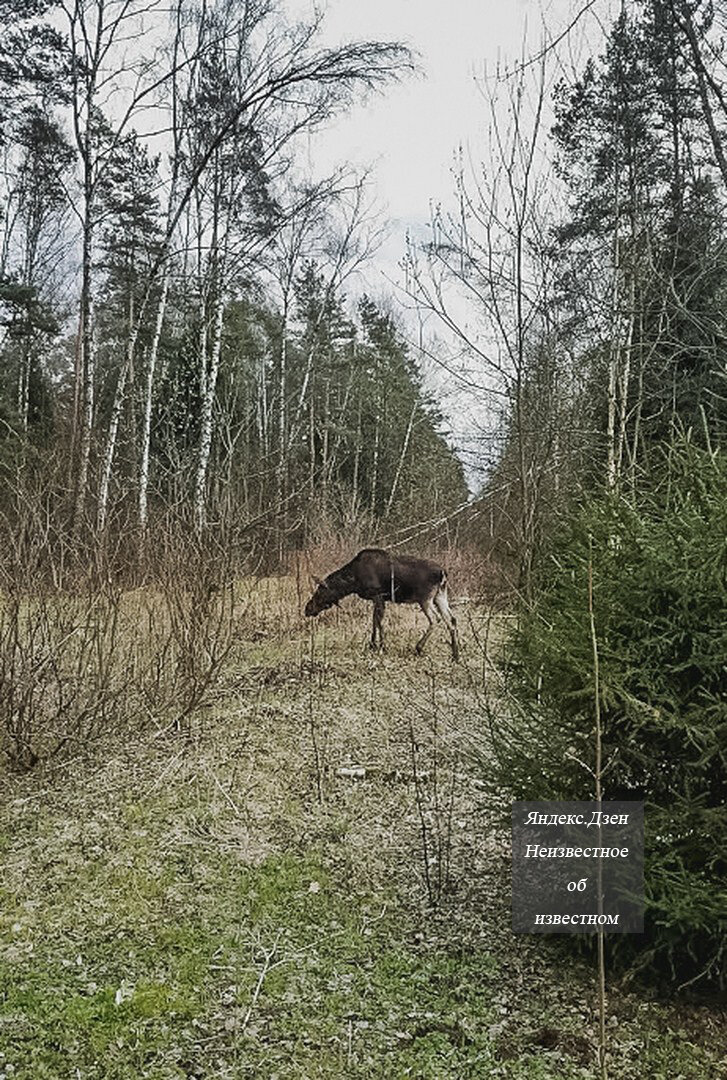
260,350,269,458
371,404,380,513
385,401,417,516
276,299,288,499
606,339,619,489
17,347,29,432
138,271,171,529
98,290,138,530
351,398,362,520
193,262,226,533
606,121,622,491
74,203,95,536
97,341,132,531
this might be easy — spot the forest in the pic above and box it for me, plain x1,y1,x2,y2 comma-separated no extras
0,0,725,1078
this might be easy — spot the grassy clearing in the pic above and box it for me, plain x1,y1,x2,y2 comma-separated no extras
0,578,725,1079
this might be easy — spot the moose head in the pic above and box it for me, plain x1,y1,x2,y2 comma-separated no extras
304,576,341,616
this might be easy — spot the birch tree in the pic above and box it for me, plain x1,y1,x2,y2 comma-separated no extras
86,0,409,535
61,0,192,535
171,2,408,531
404,56,553,596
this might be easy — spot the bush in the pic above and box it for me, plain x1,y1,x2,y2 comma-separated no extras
0,536,238,768
0,582,131,768
496,440,727,988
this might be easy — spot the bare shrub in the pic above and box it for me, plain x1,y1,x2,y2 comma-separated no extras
0,578,132,769
0,493,243,766
143,529,238,734
407,675,461,906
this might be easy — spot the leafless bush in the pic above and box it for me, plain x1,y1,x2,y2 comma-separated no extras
0,481,244,765
407,675,460,906
148,530,238,734
0,578,132,769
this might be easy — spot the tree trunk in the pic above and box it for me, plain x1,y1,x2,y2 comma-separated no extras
138,271,170,529
351,397,362,521
276,299,288,561
615,274,636,481
98,292,137,531
194,237,226,533
386,400,416,516
73,183,95,538
97,347,130,531
371,403,380,514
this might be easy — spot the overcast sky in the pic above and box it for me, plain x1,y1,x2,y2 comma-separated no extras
291,0,603,294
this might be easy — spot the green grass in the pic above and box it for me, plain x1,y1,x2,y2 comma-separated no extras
0,843,589,1079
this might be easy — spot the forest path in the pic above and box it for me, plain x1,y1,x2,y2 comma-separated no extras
0,577,723,1079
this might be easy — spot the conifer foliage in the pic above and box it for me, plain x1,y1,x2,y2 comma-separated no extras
500,441,727,987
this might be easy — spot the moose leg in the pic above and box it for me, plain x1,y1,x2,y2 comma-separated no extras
371,597,385,650
415,598,437,655
434,589,460,661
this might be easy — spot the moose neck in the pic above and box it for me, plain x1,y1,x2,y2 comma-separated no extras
325,566,356,600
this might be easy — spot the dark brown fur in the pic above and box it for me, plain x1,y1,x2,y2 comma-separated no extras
304,548,459,659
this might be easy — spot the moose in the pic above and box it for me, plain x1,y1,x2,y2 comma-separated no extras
304,548,460,660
